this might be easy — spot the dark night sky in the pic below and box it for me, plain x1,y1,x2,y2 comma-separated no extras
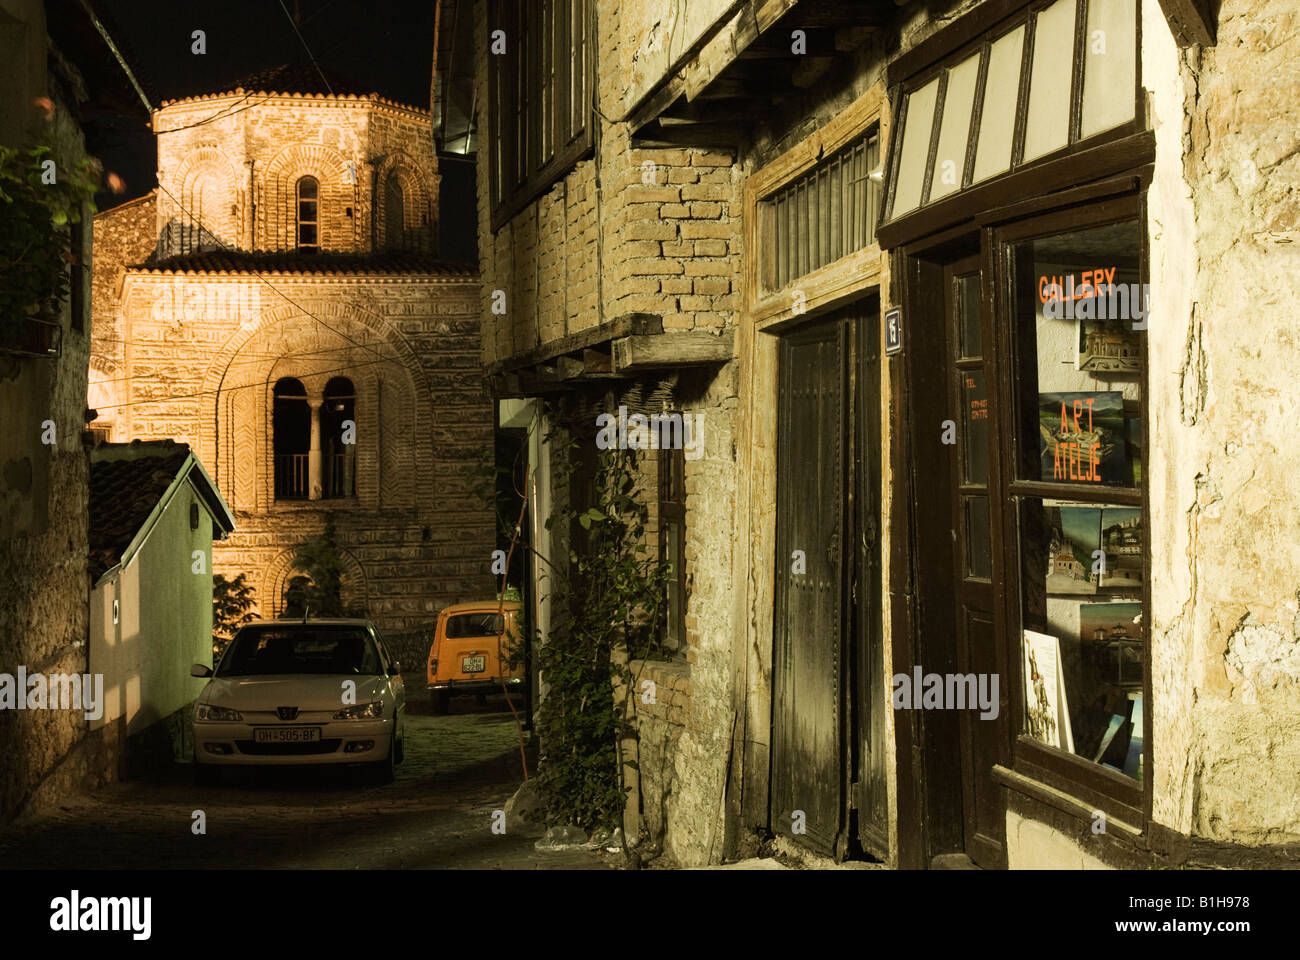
59,0,476,259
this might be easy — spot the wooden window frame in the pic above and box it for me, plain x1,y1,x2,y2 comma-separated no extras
743,84,890,333
296,176,320,252
879,0,1143,241
487,0,594,233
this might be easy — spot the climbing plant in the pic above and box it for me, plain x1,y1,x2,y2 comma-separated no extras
0,137,99,328
535,439,673,833
284,515,367,618
212,573,259,657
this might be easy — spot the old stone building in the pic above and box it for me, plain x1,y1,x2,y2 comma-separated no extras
466,0,1300,871
90,65,496,640
0,0,128,825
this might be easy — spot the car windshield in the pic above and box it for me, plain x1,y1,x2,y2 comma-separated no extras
217,625,383,677
446,613,505,639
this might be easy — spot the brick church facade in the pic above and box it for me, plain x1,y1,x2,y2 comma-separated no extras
90,66,495,635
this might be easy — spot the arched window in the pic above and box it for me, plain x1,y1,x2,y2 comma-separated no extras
296,177,319,251
385,174,405,251
322,377,356,498
273,378,310,499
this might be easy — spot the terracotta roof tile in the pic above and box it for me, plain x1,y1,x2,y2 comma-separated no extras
131,250,477,278
88,441,192,579
156,62,426,114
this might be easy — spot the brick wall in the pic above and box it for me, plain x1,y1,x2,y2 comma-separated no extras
152,95,439,256
0,1,98,824
474,0,742,370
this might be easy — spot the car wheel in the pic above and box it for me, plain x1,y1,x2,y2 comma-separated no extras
431,691,450,714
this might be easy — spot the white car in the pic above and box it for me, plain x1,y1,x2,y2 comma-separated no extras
191,618,405,784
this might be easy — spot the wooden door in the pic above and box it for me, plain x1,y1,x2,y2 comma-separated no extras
852,301,888,855
772,316,847,857
943,256,1007,868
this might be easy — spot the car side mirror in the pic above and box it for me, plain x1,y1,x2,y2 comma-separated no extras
389,659,401,676
191,663,213,678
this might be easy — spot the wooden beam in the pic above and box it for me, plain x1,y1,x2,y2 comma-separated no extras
611,330,736,373
484,312,663,378
582,348,612,374
738,27,839,58
634,119,744,151
1157,0,1216,47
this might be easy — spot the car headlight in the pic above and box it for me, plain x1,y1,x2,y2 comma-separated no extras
195,703,243,722
333,700,384,720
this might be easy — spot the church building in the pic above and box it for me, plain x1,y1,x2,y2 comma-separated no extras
90,65,495,636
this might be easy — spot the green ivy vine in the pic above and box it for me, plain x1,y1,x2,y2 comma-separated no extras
535,439,673,834
0,138,99,326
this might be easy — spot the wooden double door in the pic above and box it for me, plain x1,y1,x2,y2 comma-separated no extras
770,297,887,860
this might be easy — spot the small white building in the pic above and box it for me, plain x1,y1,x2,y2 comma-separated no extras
87,440,235,777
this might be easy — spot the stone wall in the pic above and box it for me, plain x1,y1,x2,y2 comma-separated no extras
0,0,98,824
1146,0,1300,845
89,191,156,379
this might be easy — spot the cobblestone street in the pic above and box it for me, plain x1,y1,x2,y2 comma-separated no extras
0,698,614,870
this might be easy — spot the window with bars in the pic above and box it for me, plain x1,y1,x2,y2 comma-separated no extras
759,128,881,293
883,0,1138,225
487,0,593,230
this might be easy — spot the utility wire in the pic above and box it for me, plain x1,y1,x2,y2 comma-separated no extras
93,350,405,412
153,179,401,367
87,338,414,387
279,0,335,96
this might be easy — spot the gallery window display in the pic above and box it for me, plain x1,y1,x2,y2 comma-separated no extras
1007,212,1146,783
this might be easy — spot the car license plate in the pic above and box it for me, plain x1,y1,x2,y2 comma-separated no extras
462,655,486,673
253,727,321,743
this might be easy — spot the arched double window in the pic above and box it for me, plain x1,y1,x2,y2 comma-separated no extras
296,176,319,251
273,378,310,499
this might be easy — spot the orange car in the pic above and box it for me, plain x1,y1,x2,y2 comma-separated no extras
426,601,524,713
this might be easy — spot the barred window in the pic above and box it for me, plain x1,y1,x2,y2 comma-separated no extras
760,128,881,293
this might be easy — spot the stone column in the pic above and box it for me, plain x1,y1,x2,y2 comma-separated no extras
308,401,323,500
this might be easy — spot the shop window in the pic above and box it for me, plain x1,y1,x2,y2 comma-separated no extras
883,0,1139,223
1007,213,1146,783
296,176,319,251
487,0,593,230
